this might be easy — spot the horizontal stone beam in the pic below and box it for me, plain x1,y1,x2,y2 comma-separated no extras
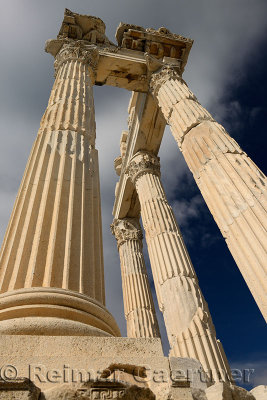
45,8,193,92
113,92,166,218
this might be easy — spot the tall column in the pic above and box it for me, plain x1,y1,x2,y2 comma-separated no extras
111,218,160,338
150,66,267,322
0,40,120,337
127,151,232,383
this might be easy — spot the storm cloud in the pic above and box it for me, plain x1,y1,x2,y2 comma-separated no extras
0,0,266,382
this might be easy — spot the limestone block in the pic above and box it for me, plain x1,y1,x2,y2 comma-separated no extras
191,388,208,400
205,382,232,400
231,385,256,400
0,336,168,393
205,383,256,400
0,378,40,400
42,381,135,400
41,384,79,399
250,386,267,400
168,386,194,400
169,357,208,390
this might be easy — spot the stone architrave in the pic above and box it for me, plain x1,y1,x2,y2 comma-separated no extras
126,151,232,383
149,66,267,322
111,218,160,338
0,15,119,337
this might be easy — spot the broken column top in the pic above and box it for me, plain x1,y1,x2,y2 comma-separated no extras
57,8,111,44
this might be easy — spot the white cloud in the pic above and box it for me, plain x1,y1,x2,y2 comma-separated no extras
0,0,266,361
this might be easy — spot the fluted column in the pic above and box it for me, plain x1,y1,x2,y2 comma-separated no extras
127,151,232,382
0,41,120,337
111,218,160,338
150,66,267,322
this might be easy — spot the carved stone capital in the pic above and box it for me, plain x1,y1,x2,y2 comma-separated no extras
111,218,143,248
126,151,160,185
54,41,99,79
149,65,182,97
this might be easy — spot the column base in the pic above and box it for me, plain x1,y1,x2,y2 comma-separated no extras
0,287,120,337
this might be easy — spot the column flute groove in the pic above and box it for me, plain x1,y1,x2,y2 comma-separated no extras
150,66,267,321
111,218,160,339
0,38,120,337
126,150,232,382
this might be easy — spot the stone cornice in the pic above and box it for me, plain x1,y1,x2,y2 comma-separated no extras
111,218,143,248
126,151,161,185
115,22,193,74
45,10,193,91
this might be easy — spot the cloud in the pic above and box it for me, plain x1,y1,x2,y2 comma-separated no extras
172,195,203,227
230,358,267,389
0,0,266,362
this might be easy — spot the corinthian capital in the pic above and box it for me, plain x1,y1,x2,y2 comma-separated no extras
126,151,161,185
149,65,182,96
53,41,99,78
111,218,143,248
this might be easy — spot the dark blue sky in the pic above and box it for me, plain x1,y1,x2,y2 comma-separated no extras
0,1,266,391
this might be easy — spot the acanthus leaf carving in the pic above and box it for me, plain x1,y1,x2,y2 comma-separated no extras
149,65,182,97
111,218,143,248
126,151,161,185
54,40,100,78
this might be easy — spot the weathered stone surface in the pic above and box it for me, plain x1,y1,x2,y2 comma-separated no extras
126,151,232,383
121,385,155,400
150,66,267,322
205,382,233,400
111,218,160,338
205,383,256,400
45,10,194,93
168,386,194,400
0,9,265,400
113,92,166,219
115,23,193,74
192,388,208,400
0,335,167,392
250,385,267,400
42,381,132,400
58,8,112,45
0,378,40,400
169,357,208,390
41,384,79,399
231,385,256,400
0,24,120,337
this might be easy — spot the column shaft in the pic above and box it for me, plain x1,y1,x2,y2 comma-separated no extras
150,68,267,321
127,152,232,382
0,42,119,337
111,218,160,338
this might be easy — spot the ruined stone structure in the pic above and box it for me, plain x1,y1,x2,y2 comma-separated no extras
0,9,265,400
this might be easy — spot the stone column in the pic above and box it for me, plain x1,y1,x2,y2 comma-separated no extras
111,218,160,338
127,151,232,383
150,66,267,322
0,41,120,337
